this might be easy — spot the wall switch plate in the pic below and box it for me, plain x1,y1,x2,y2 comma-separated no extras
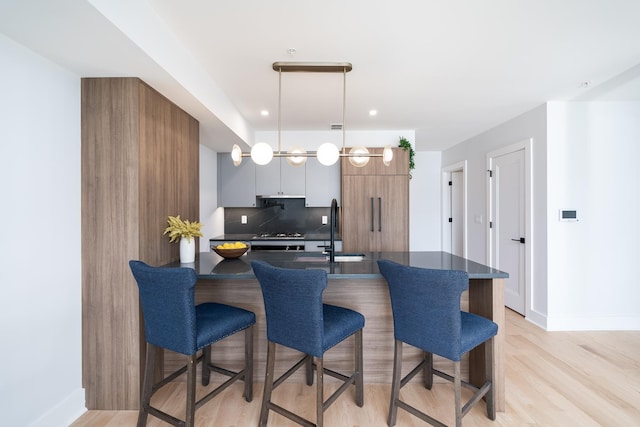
241,215,247,224
322,215,328,225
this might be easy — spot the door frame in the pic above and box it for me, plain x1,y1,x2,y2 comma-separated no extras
486,139,533,317
442,160,467,258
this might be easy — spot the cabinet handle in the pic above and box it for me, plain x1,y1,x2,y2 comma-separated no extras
370,197,374,232
378,197,382,232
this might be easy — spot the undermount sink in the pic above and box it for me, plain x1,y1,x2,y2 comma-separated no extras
333,254,366,262
294,253,366,263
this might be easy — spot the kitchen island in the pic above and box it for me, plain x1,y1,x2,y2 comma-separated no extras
164,251,508,411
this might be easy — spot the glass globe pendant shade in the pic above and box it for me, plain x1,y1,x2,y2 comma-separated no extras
316,142,340,166
250,142,274,165
348,146,370,168
286,147,307,167
382,144,394,166
231,144,243,166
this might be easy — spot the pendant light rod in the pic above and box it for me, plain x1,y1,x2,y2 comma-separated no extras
342,64,347,153
277,67,282,154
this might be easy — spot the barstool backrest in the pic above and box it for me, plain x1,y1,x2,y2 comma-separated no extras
251,260,327,357
377,259,469,361
129,260,198,355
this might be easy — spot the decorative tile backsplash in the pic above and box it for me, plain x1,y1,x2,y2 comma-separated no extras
224,198,333,234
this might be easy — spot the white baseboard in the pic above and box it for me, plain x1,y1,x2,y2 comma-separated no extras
29,388,85,427
525,309,547,330
546,315,640,331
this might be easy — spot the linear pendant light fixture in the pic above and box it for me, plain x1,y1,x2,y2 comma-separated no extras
231,61,393,168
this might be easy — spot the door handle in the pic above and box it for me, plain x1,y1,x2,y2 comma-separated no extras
370,197,374,232
511,237,525,244
378,197,382,232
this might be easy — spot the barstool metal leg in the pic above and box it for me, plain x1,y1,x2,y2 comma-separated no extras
185,354,197,427
355,329,364,407
259,340,276,427
244,325,254,402
137,343,156,427
388,339,403,426
202,345,211,386
306,353,314,386
316,356,324,427
423,351,433,390
454,361,462,427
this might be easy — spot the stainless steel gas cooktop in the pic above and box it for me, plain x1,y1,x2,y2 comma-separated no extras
253,232,305,240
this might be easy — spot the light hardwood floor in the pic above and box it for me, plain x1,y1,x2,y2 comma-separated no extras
71,309,640,426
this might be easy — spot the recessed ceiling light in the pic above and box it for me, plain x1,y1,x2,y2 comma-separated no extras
369,110,378,116
260,110,269,116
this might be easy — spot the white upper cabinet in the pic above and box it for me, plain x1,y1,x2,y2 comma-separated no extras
218,153,256,207
305,157,341,207
217,153,340,207
255,158,306,197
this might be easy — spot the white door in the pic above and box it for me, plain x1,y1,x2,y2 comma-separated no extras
451,171,464,256
491,149,526,314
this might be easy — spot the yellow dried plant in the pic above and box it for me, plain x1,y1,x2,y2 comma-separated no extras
163,215,203,243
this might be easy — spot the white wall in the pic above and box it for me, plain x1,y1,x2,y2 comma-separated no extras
199,144,222,252
442,105,549,326
0,35,85,426
442,100,640,331
546,101,640,330
409,151,443,250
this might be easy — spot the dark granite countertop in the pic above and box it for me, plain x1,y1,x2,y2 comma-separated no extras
209,234,256,242
167,251,508,280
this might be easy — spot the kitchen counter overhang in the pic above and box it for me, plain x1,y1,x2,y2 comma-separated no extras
170,250,508,280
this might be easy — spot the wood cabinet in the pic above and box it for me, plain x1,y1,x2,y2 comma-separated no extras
255,158,306,196
305,157,341,207
218,153,256,207
81,78,199,410
341,148,409,252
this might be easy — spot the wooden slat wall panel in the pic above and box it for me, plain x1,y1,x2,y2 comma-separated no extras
81,78,199,410
82,78,141,410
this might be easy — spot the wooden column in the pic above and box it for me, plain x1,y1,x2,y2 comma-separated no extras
81,78,199,409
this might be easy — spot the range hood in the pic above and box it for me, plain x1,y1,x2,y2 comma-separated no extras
256,194,305,199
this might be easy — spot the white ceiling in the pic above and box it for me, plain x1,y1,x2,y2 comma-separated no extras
2,0,640,152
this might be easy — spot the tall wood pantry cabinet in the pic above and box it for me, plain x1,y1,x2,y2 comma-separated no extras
341,147,409,252
81,78,199,410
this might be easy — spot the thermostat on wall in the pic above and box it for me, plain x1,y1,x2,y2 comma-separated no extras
559,209,578,221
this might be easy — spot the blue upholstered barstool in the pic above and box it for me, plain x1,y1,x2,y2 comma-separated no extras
251,260,365,427
377,259,498,427
129,260,256,427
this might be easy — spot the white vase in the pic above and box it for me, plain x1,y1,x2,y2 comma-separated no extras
179,237,196,263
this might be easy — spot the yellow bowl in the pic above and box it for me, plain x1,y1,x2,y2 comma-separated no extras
213,246,248,259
